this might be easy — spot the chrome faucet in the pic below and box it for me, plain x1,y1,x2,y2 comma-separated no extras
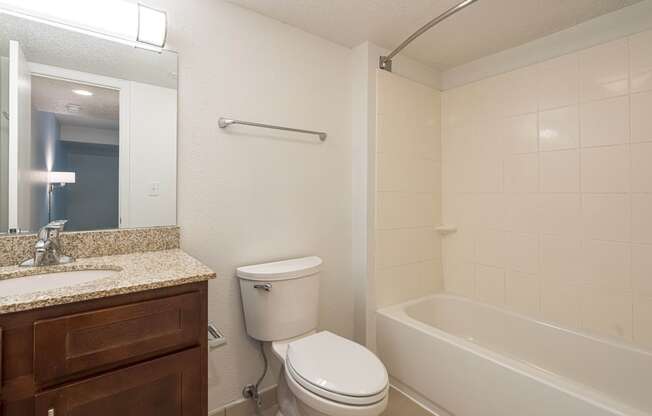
20,220,75,267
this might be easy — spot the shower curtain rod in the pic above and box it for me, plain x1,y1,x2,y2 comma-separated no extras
379,0,480,72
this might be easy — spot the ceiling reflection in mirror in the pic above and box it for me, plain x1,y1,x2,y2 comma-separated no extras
0,11,177,235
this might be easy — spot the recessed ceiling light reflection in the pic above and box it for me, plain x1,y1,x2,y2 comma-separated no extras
72,89,93,96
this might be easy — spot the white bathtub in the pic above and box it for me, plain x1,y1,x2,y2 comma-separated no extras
376,294,652,416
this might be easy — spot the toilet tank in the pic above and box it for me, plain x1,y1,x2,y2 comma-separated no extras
237,256,322,341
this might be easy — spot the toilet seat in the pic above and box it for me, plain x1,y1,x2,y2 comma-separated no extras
284,365,388,416
285,331,389,406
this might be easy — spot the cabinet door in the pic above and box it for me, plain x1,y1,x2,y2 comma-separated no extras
34,348,201,416
34,291,201,385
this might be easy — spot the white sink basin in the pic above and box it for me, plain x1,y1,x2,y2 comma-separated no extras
0,269,118,297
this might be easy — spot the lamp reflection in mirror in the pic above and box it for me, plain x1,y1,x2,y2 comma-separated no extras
47,171,76,223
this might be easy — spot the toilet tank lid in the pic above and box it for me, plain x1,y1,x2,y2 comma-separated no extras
236,256,322,281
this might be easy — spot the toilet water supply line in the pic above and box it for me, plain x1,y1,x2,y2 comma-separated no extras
243,341,269,408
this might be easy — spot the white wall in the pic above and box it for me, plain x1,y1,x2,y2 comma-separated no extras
144,0,356,411
127,81,176,228
60,124,118,146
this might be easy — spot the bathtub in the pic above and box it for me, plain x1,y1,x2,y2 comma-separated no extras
376,294,652,416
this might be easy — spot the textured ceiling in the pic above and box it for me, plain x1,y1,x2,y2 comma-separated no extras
32,76,119,130
227,0,644,69
0,12,178,89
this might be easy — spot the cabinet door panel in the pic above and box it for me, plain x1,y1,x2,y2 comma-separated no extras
34,348,201,416
34,291,201,384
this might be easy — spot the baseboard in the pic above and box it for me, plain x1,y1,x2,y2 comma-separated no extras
208,385,278,416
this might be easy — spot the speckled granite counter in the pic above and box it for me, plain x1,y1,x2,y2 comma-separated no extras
0,249,216,314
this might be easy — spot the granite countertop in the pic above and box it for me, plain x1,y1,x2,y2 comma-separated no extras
0,249,216,314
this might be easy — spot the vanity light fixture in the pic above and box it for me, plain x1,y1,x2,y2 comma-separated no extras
72,89,93,97
0,0,168,51
47,172,76,223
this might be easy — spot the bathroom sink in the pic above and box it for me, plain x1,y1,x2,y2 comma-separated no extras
0,269,118,297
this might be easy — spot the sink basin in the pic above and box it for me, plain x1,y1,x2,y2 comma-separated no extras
0,269,118,297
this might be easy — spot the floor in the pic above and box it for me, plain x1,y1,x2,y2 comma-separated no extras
381,387,432,416
228,385,431,416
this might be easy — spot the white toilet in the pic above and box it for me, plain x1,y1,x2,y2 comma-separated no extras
237,256,389,416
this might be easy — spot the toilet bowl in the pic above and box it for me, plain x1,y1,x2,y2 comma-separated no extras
237,257,389,416
273,331,388,416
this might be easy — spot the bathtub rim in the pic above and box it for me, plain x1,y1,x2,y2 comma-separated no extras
376,293,649,416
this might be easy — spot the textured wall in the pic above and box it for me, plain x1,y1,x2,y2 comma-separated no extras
442,29,652,349
144,0,355,411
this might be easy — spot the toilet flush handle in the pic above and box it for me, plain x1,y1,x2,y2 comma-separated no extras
253,283,272,292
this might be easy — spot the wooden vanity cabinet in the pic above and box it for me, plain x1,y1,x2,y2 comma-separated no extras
0,281,208,416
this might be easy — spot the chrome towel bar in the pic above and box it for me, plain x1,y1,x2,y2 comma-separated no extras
218,117,327,142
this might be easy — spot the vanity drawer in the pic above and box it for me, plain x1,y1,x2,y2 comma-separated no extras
34,347,201,416
33,291,201,385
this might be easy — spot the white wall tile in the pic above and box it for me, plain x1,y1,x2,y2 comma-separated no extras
581,145,630,193
376,261,440,307
443,228,475,264
580,96,629,147
632,194,652,244
376,228,435,268
582,194,630,241
505,154,538,193
541,283,582,328
579,39,628,101
540,150,580,193
582,240,631,291
506,194,541,233
537,53,578,110
631,91,652,142
444,262,475,298
629,29,652,93
502,113,538,154
538,194,582,236
539,106,579,151
632,244,652,296
540,235,583,285
475,265,506,305
508,233,539,274
581,290,632,340
506,271,540,316
376,192,436,229
476,229,508,267
631,143,652,192
634,297,652,349
495,66,538,116
441,34,652,348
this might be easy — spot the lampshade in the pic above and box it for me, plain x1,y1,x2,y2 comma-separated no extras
48,171,76,185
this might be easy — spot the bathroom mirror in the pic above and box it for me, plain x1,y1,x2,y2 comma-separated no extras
0,11,177,234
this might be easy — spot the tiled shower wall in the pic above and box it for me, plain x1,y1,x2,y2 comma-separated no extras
441,29,652,348
374,70,442,308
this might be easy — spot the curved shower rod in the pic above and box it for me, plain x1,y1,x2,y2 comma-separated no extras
379,0,480,71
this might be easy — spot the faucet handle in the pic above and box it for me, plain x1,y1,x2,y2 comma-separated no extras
45,220,67,230
38,220,68,240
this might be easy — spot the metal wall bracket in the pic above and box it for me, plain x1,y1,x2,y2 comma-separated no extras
379,56,392,72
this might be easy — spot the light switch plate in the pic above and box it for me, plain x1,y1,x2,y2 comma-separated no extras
148,181,160,196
